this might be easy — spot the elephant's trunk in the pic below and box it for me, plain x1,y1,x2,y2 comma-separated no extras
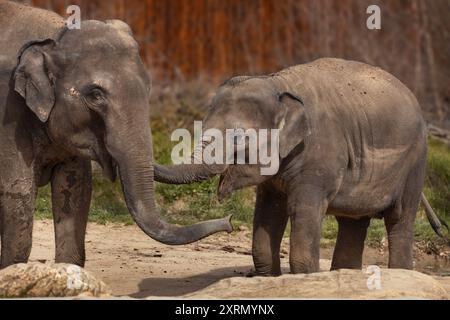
154,163,226,184
108,128,232,245
154,137,227,184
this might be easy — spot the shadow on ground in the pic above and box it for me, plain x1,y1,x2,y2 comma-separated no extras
130,265,292,298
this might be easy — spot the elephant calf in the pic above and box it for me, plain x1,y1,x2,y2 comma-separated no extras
156,58,447,275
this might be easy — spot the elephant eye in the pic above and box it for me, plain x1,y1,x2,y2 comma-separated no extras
84,86,107,106
90,88,103,99
89,88,105,100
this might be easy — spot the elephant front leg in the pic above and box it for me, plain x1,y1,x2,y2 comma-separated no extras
252,185,288,276
288,187,327,274
51,159,92,267
331,216,370,270
0,178,36,268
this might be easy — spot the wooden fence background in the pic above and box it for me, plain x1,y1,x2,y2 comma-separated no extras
20,0,450,128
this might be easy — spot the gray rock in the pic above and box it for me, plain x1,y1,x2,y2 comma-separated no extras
185,268,450,300
0,263,110,298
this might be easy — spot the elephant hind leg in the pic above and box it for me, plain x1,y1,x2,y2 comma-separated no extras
331,216,370,270
384,162,425,269
252,184,288,276
384,199,417,269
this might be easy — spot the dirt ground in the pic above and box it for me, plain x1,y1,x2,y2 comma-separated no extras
28,220,450,298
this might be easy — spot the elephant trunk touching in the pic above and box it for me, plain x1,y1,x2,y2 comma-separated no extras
154,162,226,184
154,138,227,184
108,128,232,245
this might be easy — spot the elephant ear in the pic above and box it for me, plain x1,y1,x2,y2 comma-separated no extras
277,92,310,158
14,39,56,122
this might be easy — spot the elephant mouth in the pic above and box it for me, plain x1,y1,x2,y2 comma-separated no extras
105,156,118,182
218,170,232,202
97,151,118,182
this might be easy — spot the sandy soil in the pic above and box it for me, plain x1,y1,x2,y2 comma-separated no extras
28,220,450,297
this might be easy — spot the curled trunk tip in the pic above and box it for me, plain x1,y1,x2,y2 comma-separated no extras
114,148,232,246
223,214,233,233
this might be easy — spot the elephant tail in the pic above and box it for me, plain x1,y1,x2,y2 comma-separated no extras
421,193,449,242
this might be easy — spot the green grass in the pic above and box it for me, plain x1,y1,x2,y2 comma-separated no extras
320,217,386,248
419,138,450,241
35,175,132,225
34,85,450,247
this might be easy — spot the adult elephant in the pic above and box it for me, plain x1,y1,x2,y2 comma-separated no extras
155,58,448,275
0,1,231,268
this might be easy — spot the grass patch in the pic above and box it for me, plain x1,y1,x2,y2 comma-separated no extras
418,138,450,241
35,174,133,225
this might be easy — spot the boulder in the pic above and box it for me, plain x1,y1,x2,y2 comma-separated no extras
186,268,449,299
0,263,110,298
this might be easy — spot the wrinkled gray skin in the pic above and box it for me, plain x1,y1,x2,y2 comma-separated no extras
0,1,231,269
156,58,446,275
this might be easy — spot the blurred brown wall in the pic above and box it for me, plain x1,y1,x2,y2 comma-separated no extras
27,0,450,127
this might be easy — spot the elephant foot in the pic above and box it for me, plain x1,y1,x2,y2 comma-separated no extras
246,268,281,277
289,259,320,274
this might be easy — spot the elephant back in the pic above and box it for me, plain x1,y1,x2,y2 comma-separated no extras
0,1,65,71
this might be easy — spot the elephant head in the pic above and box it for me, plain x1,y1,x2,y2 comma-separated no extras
155,76,310,199
13,20,232,244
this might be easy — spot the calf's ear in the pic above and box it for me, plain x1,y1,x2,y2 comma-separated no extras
276,92,310,158
14,39,56,122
